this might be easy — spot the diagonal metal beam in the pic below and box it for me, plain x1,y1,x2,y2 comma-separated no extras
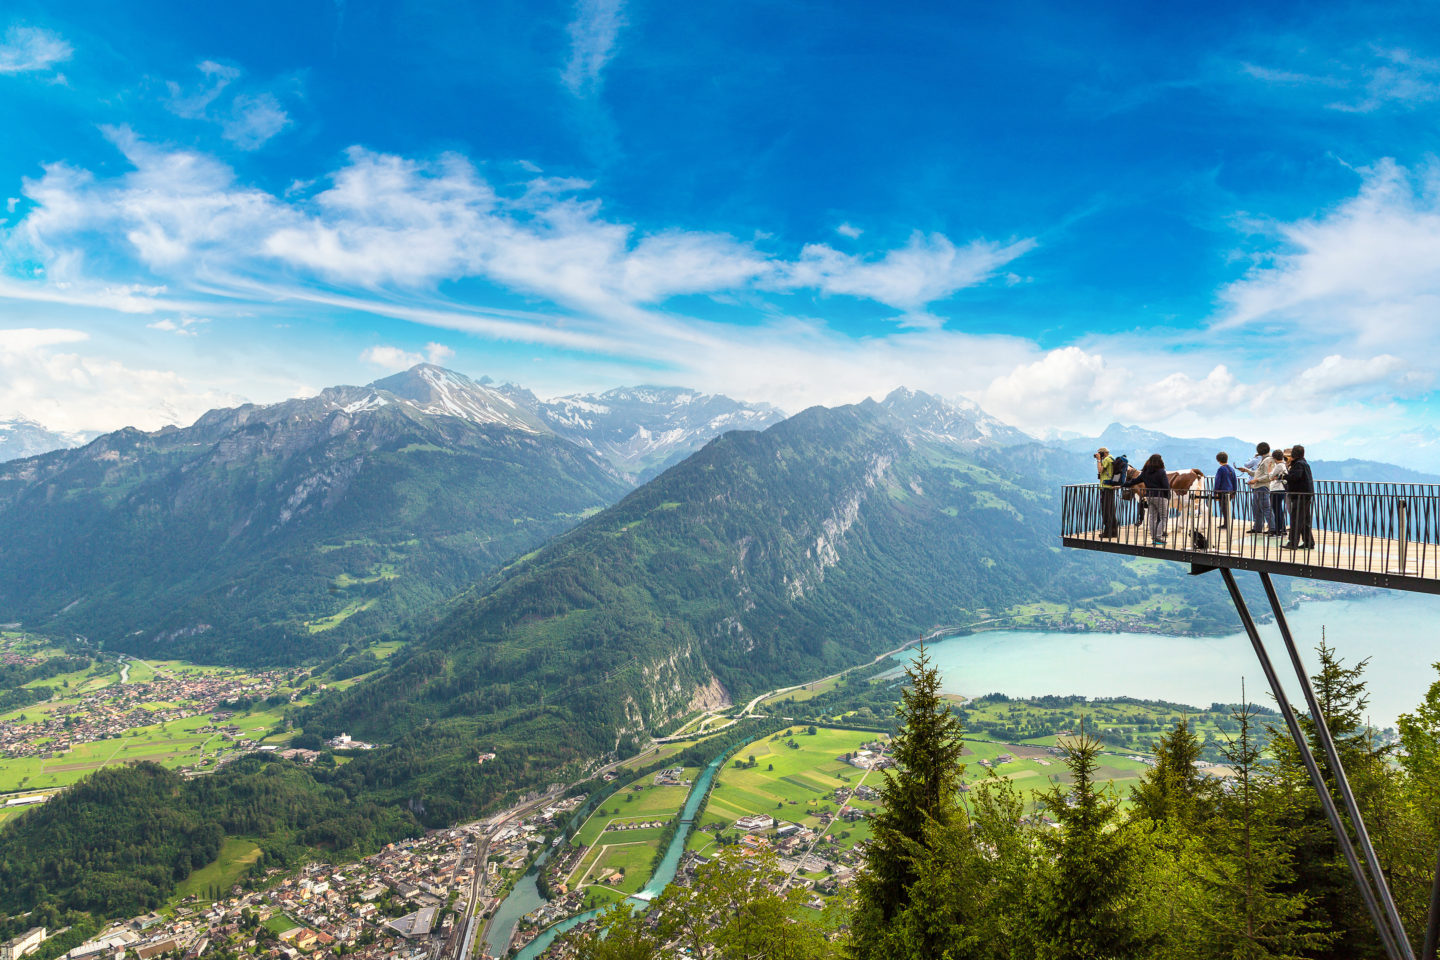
1218,568,1406,960
1259,571,1416,959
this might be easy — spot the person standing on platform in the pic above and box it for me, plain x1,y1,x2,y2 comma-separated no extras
1238,442,1271,533
1095,447,1119,538
1213,452,1236,529
1264,448,1289,538
1284,445,1314,550
1125,453,1171,546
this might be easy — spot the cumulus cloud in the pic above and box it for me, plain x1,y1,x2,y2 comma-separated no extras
1219,159,1440,344
0,327,241,431
562,0,626,97
980,347,1108,426
0,25,71,75
835,222,863,239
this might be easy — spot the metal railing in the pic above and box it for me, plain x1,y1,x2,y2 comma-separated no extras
1060,479,1440,581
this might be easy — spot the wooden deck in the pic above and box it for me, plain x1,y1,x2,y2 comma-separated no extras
1060,484,1440,595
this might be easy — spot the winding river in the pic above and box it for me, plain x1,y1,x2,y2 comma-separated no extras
485,749,726,959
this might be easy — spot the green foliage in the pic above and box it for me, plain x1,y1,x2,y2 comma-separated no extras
1131,717,1207,824
650,848,831,960
0,759,418,920
1031,727,1153,959
850,644,965,958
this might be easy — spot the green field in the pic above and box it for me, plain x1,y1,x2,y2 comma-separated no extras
577,841,655,895
760,674,844,708
689,727,887,856
264,913,302,935
173,837,262,902
566,767,696,888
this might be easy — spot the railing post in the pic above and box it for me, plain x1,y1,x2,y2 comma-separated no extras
1397,499,1410,575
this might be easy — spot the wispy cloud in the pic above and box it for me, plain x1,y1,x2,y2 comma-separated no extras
562,0,626,98
1218,158,1440,344
164,61,292,150
0,25,71,75
222,92,291,149
147,315,209,336
1241,45,1440,113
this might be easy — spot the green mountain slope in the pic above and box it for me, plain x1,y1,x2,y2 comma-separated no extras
0,368,630,664
303,398,1130,798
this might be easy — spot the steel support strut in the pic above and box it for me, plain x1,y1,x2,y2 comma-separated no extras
1258,572,1416,958
1218,568,1410,960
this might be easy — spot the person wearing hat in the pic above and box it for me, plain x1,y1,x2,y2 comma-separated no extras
1095,446,1118,538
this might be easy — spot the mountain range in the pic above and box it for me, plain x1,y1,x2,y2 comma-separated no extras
0,418,99,463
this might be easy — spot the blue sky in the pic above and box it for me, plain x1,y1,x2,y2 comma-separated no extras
2,1,1439,463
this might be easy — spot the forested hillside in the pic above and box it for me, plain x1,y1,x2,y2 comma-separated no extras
0,367,630,665
300,396,1229,815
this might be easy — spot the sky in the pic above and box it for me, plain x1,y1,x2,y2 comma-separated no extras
2,1,1440,464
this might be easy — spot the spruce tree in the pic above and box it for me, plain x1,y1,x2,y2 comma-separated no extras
1269,641,1395,960
849,643,965,959
1199,699,1332,959
1131,717,1206,826
1033,725,1150,960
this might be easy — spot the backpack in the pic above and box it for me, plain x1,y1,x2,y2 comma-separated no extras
1191,529,1209,551
1107,454,1128,485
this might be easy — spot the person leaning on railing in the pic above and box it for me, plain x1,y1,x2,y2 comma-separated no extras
1284,445,1314,550
1124,453,1171,547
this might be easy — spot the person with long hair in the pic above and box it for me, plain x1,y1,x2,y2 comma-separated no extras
1124,452,1171,546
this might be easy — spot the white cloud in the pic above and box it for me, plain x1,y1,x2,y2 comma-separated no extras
166,60,240,118
164,61,291,150
0,26,71,75
1332,48,1440,113
1219,159,1440,345
360,345,424,370
835,222,863,239
147,315,209,336
980,346,1108,427
223,92,290,149
783,232,1037,313
562,0,626,97
0,327,240,431
1241,46,1440,114
359,341,458,371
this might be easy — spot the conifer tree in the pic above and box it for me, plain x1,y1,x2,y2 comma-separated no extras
1032,725,1151,960
1131,717,1206,826
848,643,965,959
1268,641,1394,960
1198,699,1332,959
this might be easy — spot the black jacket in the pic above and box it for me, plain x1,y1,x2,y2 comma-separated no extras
1126,463,1170,498
1286,458,1314,495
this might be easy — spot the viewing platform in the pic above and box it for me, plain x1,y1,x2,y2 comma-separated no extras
1060,480,1440,594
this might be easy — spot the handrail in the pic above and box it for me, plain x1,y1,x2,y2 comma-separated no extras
1060,480,1440,582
